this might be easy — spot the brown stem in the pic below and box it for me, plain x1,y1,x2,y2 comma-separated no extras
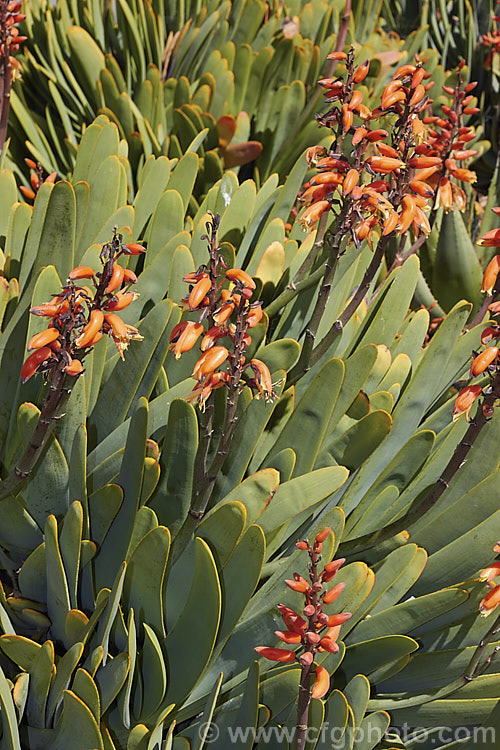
310,236,388,365
464,613,500,681
0,9,12,155
295,546,321,750
468,276,500,329
265,264,326,318
341,372,500,555
171,281,248,560
287,244,342,386
0,367,73,500
387,232,427,274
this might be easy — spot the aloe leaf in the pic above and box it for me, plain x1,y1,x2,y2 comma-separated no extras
92,300,175,440
46,641,84,724
122,526,170,637
257,466,349,536
433,207,482,313
148,399,197,534
0,665,21,750
338,302,471,518
26,639,54,727
71,668,101,722
344,635,419,682
44,515,71,644
51,690,104,749
59,501,83,610
343,674,370,727
163,538,221,707
262,359,344,476
133,156,171,237
94,399,147,590
318,410,392,471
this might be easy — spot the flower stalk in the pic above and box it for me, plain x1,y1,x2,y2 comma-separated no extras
254,528,351,750
0,229,144,501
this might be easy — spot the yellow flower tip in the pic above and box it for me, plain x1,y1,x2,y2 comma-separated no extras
480,584,500,617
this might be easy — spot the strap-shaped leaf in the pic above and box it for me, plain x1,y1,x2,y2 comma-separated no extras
163,538,221,708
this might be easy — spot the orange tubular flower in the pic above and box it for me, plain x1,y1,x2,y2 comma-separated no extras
452,384,482,421
213,301,235,325
323,582,346,604
481,326,500,345
27,327,60,351
29,303,62,317
105,264,125,294
326,51,347,61
478,230,500,249
326,612,352,627
200,326,227,351
21,347,53,383
186,371,230,410
470,347,499,376
254,647,296,663
104,290,139,311
246,304,263,328
367,156,405,174
192,346,229,380
286,577,311,593
382,211,399,236
436,178,453,212
123,269,138,285
104,313,143,359
68,266,96,281
353,60,369,83
480,584,500,617
481,256,500,294
299,200,331,230
225,268,256,290
311,666,330,699
397,195,417,233
249,358,274,401
342,169,359,196
64,359,84,377
319,635,339,653
188,277,212,310
123,242,146,255
75,310,104,348
479,562,500,582
170,321,204,359
275,630,302,644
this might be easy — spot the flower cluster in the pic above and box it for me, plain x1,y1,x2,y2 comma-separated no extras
21,233,144,384
481,2,500,71
19,158,57,202
452,209,500,421
169,213,276,409
299,50,439,246
421,63,478,213
479,542,500,617
255,527,352,700
0,0,26,78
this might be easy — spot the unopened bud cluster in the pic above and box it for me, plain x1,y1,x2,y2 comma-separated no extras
255,527,352,701
0,1,26,77
19,159,57,202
